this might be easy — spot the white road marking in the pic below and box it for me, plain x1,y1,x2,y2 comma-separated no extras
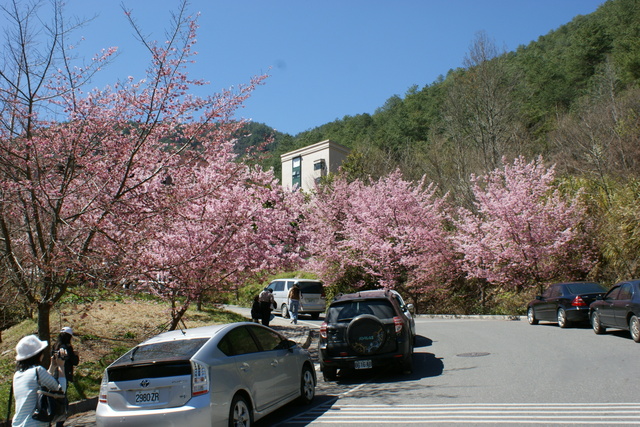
282,403,640,425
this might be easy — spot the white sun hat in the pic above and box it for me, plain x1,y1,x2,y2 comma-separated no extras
15,335,48,361
60,326,74,336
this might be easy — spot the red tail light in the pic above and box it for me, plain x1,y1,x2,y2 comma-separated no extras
320,322,328,339
191,361,209,396
99,372,108,403
572,296,587,307
393,316,403,334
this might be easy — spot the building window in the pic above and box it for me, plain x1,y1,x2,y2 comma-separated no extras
292,156,301,188
313,159,326,184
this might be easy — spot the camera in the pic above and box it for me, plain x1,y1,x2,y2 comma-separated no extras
53,350,68,360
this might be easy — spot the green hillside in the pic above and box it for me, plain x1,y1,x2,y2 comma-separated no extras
252,0,640,194
244,0,640,287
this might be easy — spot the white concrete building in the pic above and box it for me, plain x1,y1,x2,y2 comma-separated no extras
280,140,350,191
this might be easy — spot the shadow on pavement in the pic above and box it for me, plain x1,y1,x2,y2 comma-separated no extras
414,334,433,348
264,349,445,425
328,351,444,385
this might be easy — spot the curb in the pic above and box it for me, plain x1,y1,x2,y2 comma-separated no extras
300,330,316,349
418,314,525,321
68,397,98,416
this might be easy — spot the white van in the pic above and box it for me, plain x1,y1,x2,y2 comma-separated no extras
266,279,326,319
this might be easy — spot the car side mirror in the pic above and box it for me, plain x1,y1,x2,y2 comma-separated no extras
406,303,415,314
535,296,543,301
596,295,604,301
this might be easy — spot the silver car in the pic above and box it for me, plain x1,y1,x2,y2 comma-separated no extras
96,322,316,426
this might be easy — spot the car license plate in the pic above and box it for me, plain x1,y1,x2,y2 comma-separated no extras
354,360,372,370
134,390,160,404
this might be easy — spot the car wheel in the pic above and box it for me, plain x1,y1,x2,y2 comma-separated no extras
592,311,606,335
557,308,569,328
281,304,289,318
527,307,538,325
298,365,315,404
322,366,337,381
310,312,320,320
347,314,386,355
630,315,640,343
229,394,252,427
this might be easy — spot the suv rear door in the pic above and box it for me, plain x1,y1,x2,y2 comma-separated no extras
325,299,399,356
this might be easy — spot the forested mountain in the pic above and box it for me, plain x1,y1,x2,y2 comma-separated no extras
239,0,640,287
250,0,639,202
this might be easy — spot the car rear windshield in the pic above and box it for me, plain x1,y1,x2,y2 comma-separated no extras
566,283,606,294
298,281,323,294
327,299,395,322
111,338,209,367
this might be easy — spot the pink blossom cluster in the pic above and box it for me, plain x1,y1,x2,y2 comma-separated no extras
304,171,458,296
304,157,596,299
0,6,304,332
453,156,597,289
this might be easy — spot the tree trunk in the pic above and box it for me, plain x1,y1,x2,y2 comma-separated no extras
37,302,52,367
169,303,190,331
37,302,52,343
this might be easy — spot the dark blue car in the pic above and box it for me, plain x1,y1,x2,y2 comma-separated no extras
527,281,607,328
590,279,640,343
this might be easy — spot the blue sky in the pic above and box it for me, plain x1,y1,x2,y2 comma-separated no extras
66,0,605,135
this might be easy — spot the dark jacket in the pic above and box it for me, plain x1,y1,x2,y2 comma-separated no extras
288,286,302,301
251,299,261,319
55,343,79,383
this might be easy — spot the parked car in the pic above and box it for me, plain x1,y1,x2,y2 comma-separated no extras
267,278,326,319
96,322,316,426
318,289,415,381
590,279,640,343
526,281,607,328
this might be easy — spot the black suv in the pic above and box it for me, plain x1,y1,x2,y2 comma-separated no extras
318,289,415,380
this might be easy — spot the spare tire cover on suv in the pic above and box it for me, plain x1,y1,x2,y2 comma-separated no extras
346,314,387,355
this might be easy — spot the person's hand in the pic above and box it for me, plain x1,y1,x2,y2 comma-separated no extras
47,354,64,376
54,353,65,368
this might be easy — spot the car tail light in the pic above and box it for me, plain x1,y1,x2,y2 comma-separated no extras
191,360,209,396
98,371,108,403
321,288,326,298
572,296,587,307
320,322,328,339
393,316,403,334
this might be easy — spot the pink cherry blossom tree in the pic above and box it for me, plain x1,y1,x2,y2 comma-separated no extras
131,164,306,330
0,1,295,339
453,156,597,295
305,171,458,309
